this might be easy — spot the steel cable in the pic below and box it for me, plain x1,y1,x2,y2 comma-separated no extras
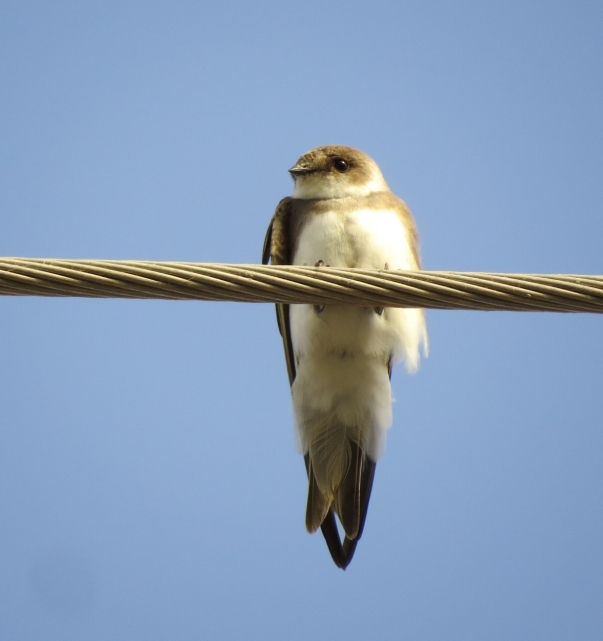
1,258,602,313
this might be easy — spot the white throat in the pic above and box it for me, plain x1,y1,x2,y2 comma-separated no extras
292,173,389,200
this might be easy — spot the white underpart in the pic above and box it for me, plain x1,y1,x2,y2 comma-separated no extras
290,207,428,478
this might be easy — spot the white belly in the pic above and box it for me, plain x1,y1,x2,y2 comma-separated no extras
289,208,427,462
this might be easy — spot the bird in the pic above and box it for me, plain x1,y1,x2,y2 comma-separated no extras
262,145,427,569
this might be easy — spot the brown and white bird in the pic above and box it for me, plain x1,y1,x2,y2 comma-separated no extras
262,145,427,569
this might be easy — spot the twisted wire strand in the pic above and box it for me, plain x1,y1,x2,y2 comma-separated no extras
1,257,602,313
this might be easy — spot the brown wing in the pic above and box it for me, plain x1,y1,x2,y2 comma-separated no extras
262,198,296,385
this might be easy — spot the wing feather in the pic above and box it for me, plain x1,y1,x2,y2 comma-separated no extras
262,198,296,385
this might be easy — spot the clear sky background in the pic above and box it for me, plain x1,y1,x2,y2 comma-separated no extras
1,2,602,639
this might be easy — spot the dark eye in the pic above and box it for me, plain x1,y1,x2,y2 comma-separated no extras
332,158,349,173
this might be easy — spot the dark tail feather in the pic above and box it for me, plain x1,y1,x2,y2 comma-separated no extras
335,440,365,539
319,511,347,569
304,449,376,570
305,458,330,534
304,454,345,568
341,454,376,569
336,443,377,570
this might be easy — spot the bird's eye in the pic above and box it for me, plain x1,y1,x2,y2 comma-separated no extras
332,158,349,173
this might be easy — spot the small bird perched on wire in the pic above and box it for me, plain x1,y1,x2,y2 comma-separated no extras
262,145,427,569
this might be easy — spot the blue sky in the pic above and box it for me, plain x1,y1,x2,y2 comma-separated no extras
1,2,602,639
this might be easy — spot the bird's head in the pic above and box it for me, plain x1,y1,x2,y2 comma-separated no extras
289,145,389,200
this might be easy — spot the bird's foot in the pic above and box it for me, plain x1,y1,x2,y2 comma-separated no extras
314,261,326,313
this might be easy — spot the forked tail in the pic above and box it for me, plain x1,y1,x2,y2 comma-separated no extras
304,441,376,570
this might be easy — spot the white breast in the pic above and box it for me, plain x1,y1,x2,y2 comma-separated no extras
290,206,426,374
292,208,415,271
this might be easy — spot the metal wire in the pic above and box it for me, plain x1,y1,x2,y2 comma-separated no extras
1,257,602,313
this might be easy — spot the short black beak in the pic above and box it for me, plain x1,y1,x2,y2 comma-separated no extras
288,164,312,177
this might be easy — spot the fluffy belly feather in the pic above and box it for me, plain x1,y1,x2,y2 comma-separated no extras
289,208,426,469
